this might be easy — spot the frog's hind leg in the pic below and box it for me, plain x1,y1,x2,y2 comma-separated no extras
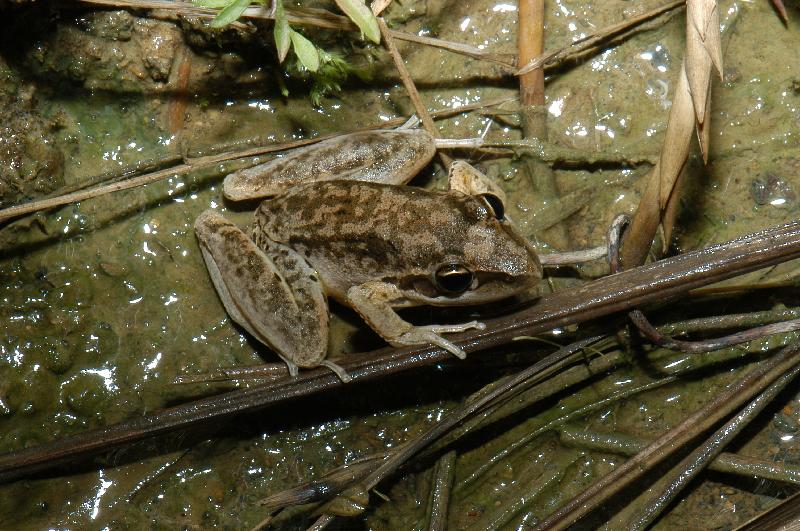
194,210,348,380
223,129,436,201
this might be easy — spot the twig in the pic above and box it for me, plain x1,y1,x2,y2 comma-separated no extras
609,215,800,353
518,0,546,138
771,0,789,23
69,0,683,78
425,451,456,531
515,0,686,76
4,220,800,482
558,425,800,486
534,339,800,530
376,17,451,166
617,360,800,529
308,337,602,529
0,98,514,224
69,0,517,68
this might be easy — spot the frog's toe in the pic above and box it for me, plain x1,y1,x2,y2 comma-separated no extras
430,320,486,334
391,328,468,359
320,360,352,383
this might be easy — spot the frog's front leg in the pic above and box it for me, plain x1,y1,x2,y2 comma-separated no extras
347,281,485,359
194,210,350,382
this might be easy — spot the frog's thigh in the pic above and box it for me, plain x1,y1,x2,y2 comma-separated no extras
194,210,328,375
347,281,484,359
223,129,435,200
448,160,507,205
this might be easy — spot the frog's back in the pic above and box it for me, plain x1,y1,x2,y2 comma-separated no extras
252,181,481,299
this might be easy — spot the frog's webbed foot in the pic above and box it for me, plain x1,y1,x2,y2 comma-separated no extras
194,210,334,378
347,282,484,360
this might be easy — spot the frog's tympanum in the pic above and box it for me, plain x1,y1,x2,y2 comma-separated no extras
195,130,542,381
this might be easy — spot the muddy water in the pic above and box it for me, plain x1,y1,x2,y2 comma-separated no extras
1,0,799,528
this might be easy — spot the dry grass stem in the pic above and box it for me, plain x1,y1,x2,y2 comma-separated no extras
771,0,789,23
615,362,800,529
71,0,682,74
518,0,546,137
621,0,722,267
515,0,686,76
71,0,517,68
377,17,450,166
376,18,436,136
0,98,515,224
559,426,800,485
535,341,800,530
425,451,456,531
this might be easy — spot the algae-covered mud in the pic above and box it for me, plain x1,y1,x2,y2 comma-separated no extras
1,0,800,528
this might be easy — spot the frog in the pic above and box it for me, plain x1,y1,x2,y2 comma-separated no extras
194,129,542,382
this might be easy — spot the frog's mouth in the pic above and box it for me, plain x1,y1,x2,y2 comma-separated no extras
399,272,539,308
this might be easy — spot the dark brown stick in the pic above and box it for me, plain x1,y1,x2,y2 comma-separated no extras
3,220,800,482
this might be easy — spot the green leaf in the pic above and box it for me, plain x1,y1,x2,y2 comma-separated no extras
209,0,251,27
192,0,232,8
273,0,291,63
334,0,381,44
289,29,320,72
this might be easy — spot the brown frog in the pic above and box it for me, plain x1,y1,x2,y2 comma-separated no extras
194,130,542,381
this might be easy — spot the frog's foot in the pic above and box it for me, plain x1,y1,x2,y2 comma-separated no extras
194,210,331,376
388,321,485,359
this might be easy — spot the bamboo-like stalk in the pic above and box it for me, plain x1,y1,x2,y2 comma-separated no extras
518,0,546,138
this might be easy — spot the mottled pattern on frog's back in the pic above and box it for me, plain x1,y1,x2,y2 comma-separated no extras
251,180,537,301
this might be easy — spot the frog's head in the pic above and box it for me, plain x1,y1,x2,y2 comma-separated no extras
402,192,542,307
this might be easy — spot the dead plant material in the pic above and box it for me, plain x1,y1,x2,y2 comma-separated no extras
70,0,517,68
0,98,514,225
4,220,800,483
558,426,800,485
515,0,686,76
535,339,800,530
620,0,722,268
305,337,602,528
518,0,546,138
614,361,800,529
376,17,452,166
771,0,789,23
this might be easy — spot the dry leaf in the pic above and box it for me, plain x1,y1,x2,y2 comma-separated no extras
371,0,392,16
659,61,694,208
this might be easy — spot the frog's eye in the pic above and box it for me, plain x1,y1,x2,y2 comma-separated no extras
478,193,505,220
435,264,474,294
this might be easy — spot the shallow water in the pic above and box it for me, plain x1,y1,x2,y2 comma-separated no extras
1,0,799,528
